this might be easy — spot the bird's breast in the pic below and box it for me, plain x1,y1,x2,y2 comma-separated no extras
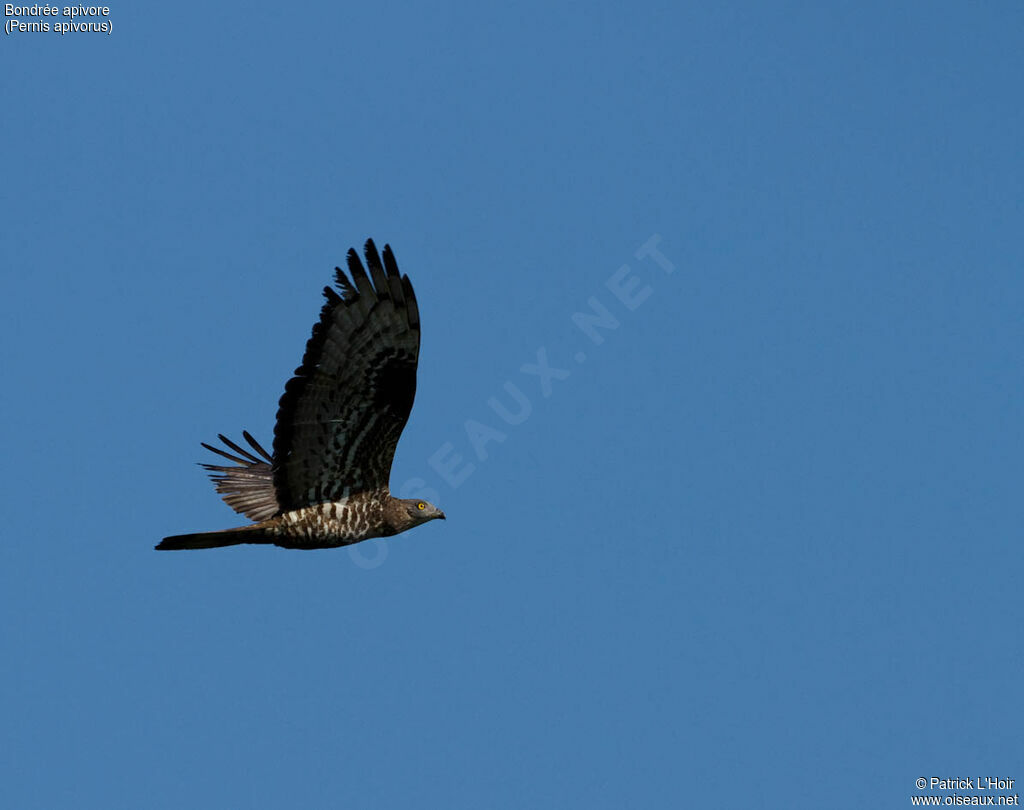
272,497,386,548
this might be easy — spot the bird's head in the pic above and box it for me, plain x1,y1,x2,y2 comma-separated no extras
402,498,446,525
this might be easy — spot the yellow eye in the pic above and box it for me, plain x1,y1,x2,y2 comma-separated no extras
417,502,426,510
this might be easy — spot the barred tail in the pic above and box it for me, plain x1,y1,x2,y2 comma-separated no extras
156,524,273,551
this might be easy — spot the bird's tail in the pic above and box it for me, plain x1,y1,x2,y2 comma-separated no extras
156,524,274,551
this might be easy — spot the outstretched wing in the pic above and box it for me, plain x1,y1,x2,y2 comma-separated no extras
271,239,420,510
200,431,280,521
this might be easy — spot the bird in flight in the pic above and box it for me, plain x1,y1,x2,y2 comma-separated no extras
158,239,445,551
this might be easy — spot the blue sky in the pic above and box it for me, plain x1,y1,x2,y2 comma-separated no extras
3,2,1022,807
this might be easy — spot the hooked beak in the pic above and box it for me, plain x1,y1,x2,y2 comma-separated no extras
437,510,446,520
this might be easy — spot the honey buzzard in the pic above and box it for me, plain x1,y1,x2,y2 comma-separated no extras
157,239,445,551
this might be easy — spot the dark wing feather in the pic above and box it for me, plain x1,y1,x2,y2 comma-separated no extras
201,432,280,521
272,239,420,509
